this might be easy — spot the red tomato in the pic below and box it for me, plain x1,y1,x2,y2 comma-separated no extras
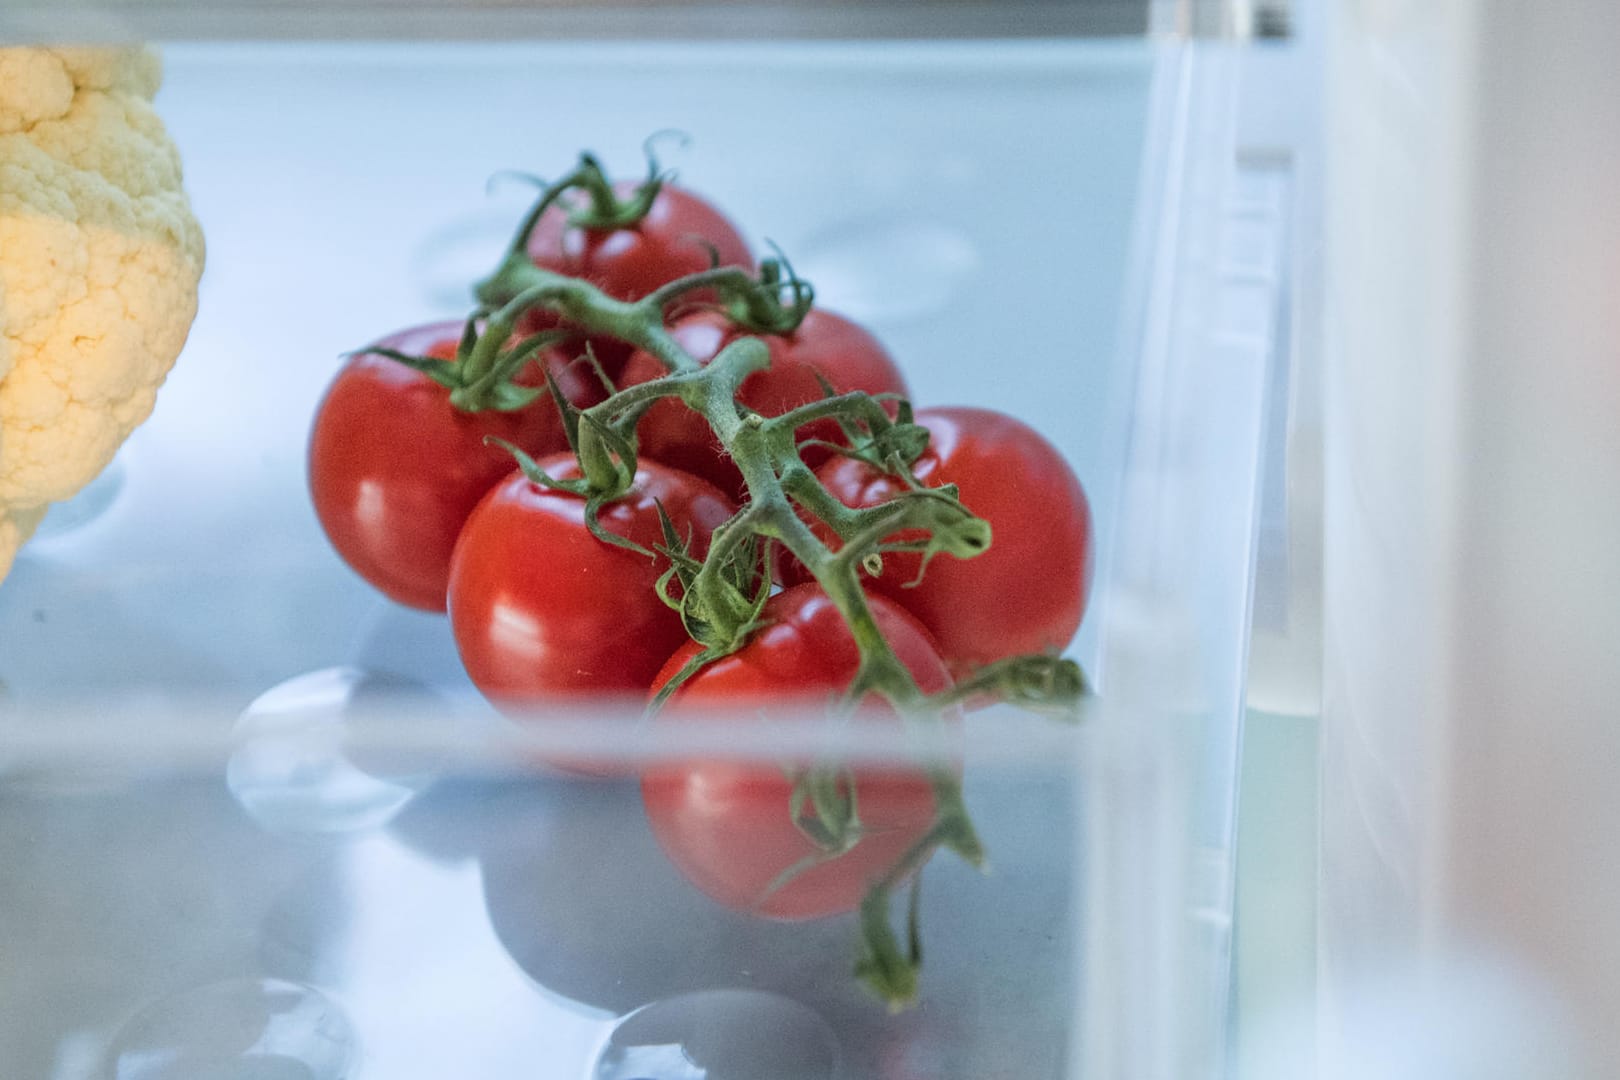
516,182,752,378
641,584,950,920
447,454,736,706
527,180,752,303
620,308,909,501
806,407,1093,677
308,321,598,612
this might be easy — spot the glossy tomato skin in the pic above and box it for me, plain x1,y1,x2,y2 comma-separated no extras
620,308,909,501
641,585,951,920
308,322,597,613
807,406,1093,676
447,454,736,705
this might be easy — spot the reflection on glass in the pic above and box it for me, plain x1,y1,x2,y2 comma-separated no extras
228,666,439,834
594,989,839,1080
103,977,355,1080
32,453,127,541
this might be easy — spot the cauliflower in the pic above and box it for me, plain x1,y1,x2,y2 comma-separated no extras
0,46,204,581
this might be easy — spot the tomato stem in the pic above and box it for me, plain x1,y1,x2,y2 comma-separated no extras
467,205,1083,1008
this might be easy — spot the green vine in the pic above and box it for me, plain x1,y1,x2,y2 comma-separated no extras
461,163,1087,1008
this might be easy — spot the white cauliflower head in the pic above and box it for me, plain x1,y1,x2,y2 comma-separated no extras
0,46,204,580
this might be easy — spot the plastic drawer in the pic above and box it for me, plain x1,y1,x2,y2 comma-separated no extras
0,38,1269,1080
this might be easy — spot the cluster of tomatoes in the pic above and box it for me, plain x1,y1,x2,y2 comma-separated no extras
306,152,1093,1003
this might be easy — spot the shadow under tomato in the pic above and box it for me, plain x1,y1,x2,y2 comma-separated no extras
475,775,862,1017
380,764,1081,1078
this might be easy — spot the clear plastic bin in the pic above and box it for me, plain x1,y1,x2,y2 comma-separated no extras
0,25,1270,1080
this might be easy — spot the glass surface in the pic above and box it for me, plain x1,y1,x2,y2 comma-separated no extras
0,755,1088,1079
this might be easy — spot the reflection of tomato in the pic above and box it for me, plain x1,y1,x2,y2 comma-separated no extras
807,406,1093,676
641,585,949,920
620,308,908,501
447,454,735,704
308,322,596,612
476,779,853,1016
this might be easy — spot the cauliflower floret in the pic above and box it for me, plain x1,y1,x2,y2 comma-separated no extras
0,46,204,581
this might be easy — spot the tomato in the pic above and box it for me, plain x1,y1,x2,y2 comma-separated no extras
517,181,753,378
805,406,1093,677
447,453,736,706
308,321,599,612
619,308,909,501
641,584,950,920
528,180,752,300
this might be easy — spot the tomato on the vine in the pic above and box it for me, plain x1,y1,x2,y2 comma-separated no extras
807,406,1093,677
307,321,601,612
513,180,753,376
619,308,909,501
447,453,736,705
527,180,752,300
641,584,950,920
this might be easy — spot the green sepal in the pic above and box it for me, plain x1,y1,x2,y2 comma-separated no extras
855,883,922,1011
350,348,462,391
644,643,720,717
930,655,1090,719
566,137,675,231
545,369,584,455
651,500,705,617
483,169,549,197
809,369,867,451
721,247,816,336
459,328,569,407
578,341,620,399
937,810,987,868
805,381,928,472
364,320,569,414
756,760,865,904
582,492,655,558
485,437,590,496
467,382,544,412
788,764,863,854
489,428,653,558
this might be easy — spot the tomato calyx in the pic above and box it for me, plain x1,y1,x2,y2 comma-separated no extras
566,147,665,231
352,316,573,414
854,802,982,1010
704,249,816,336
650,501,773,675
486,435,647,557
931,654,1090,717
746,760,869,904
637,255,816,341
475,136,685,310
786,762,864,856
777,383,931,487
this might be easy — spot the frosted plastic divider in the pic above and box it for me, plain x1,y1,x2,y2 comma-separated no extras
1076,38,1265,1080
